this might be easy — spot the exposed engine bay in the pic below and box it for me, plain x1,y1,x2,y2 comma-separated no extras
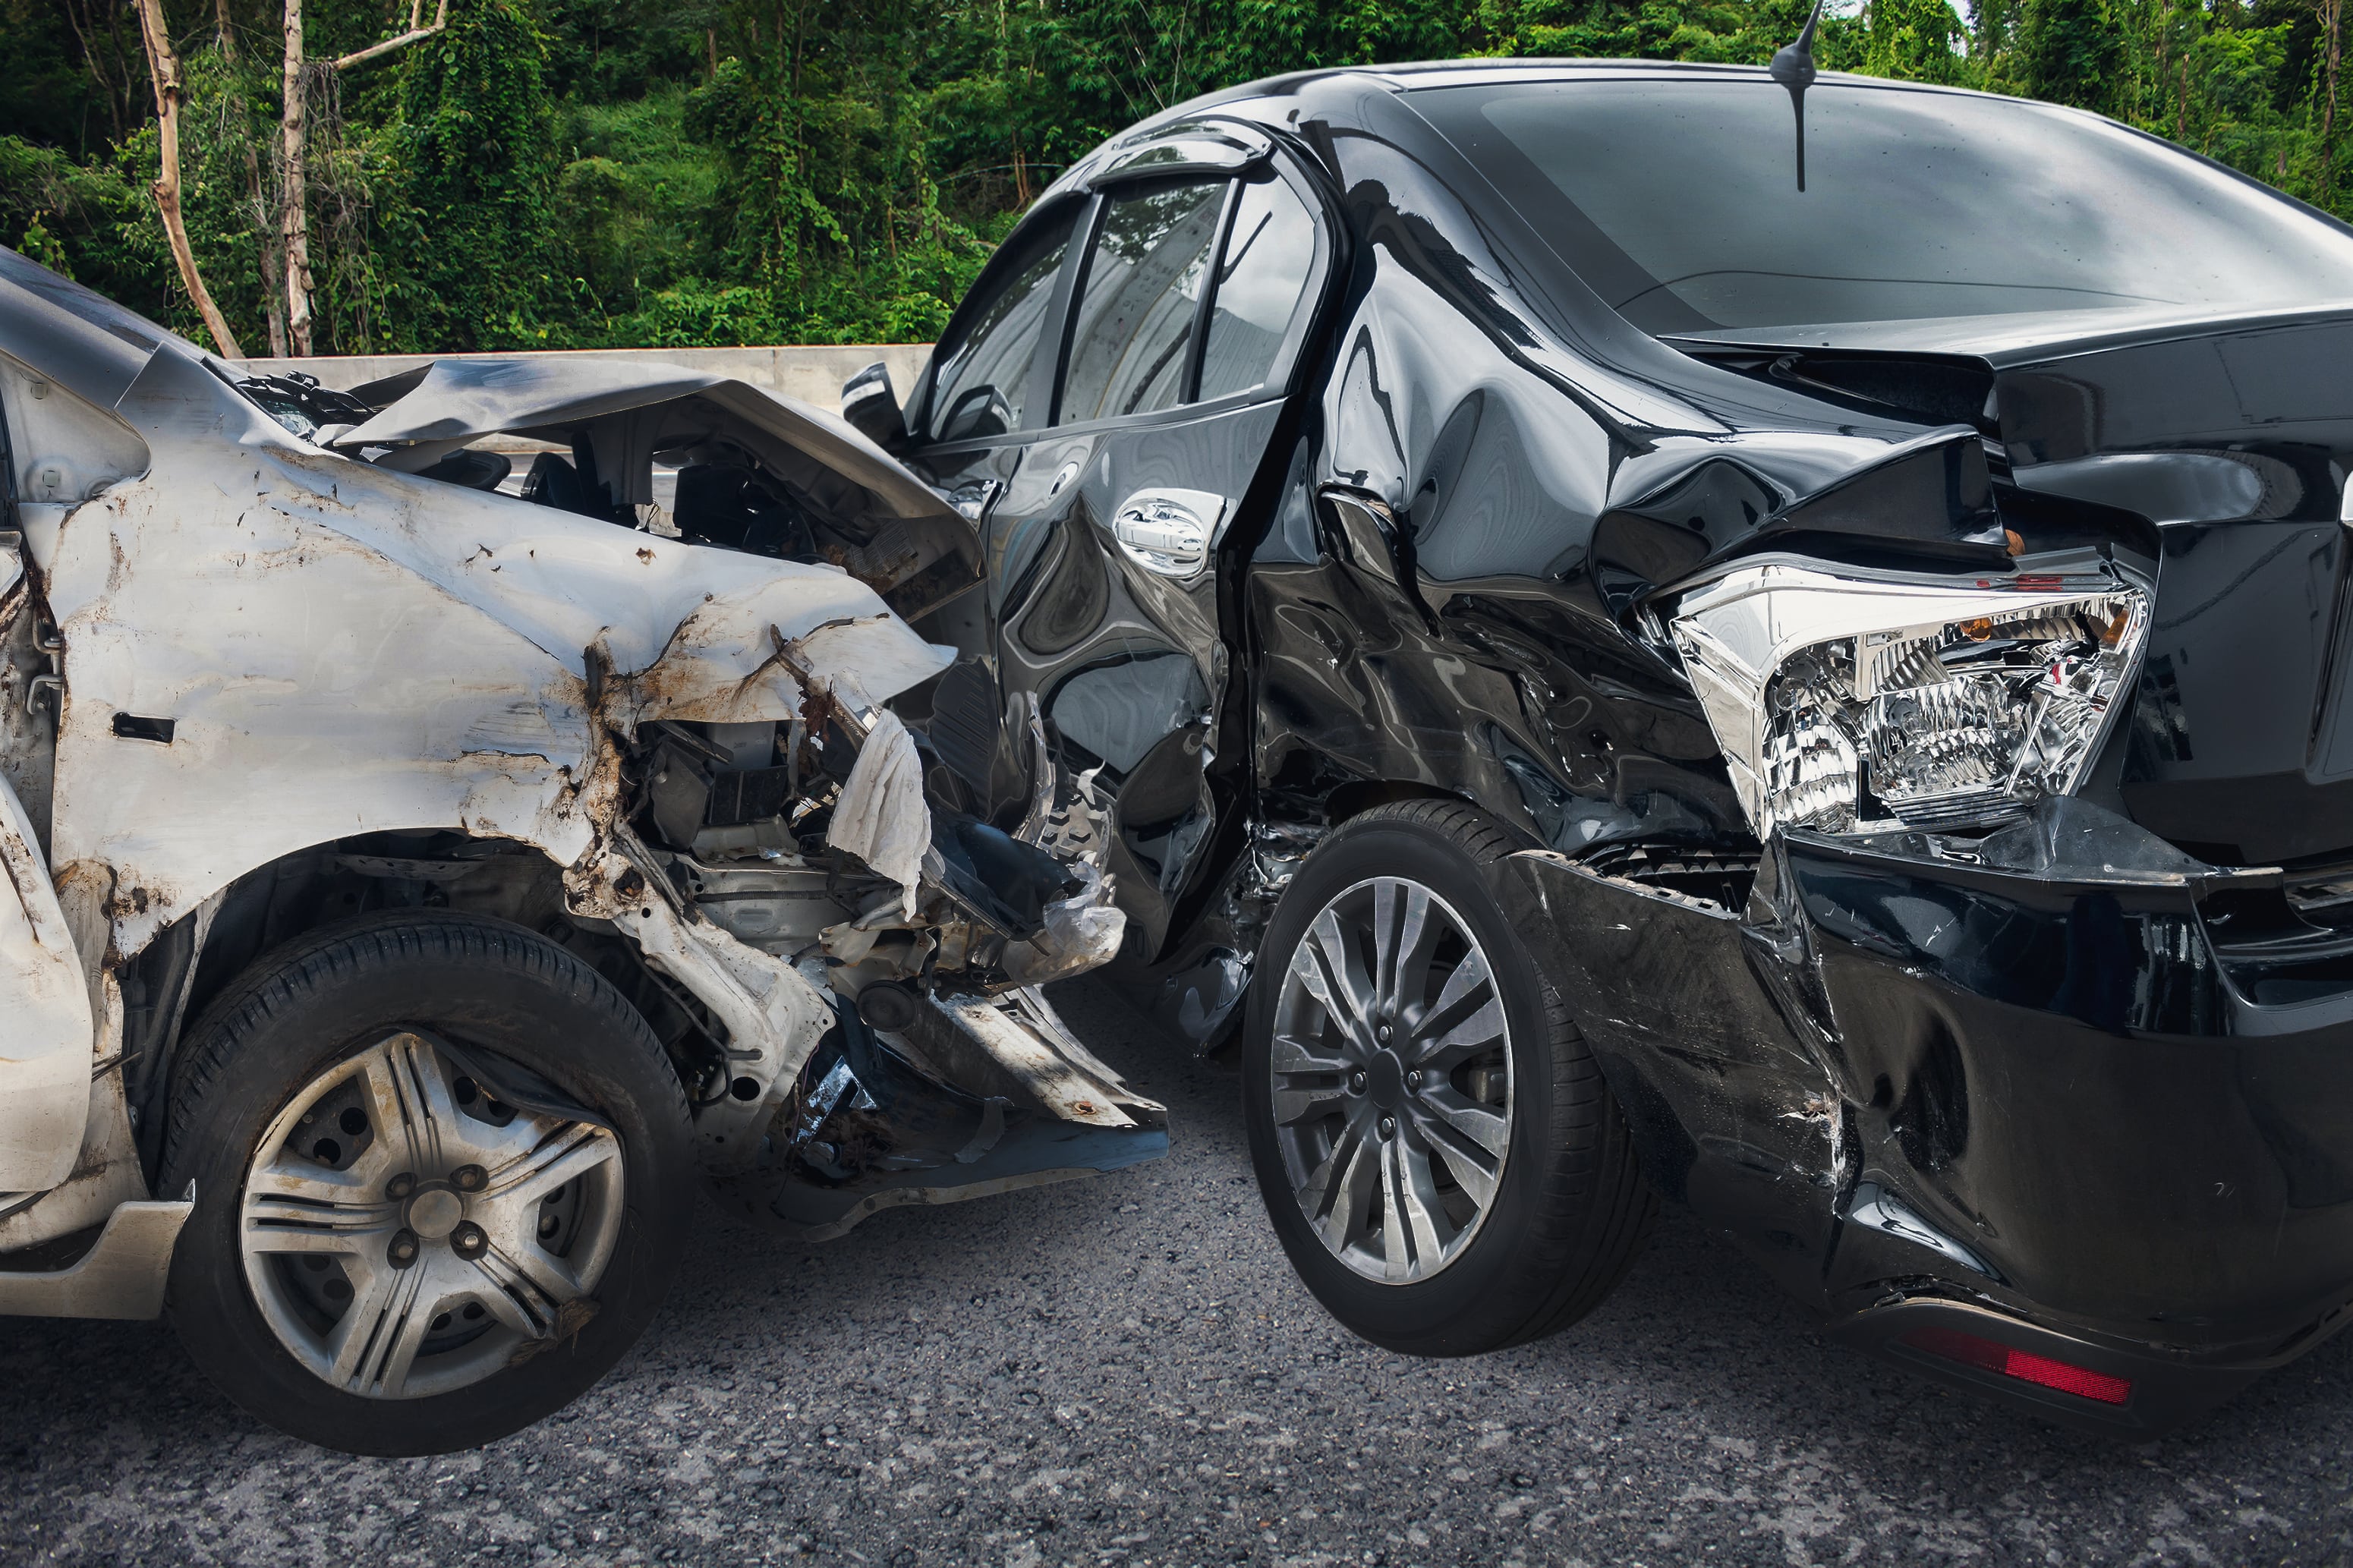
0,267,1164,1318
190,358,1162,1241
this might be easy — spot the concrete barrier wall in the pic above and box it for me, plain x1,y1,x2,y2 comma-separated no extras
232,343,934,416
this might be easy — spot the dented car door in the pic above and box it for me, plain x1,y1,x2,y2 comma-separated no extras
907,124,1334,962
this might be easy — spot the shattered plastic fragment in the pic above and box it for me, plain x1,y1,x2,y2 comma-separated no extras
827,710,929,918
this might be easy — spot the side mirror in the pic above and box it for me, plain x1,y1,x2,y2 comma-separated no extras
841,361,907,450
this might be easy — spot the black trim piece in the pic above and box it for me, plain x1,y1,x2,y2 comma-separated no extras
1087,123,1273,190
111,713,175,744
1183,181,1246,405
925,385,1282,458
1038,194,1107,432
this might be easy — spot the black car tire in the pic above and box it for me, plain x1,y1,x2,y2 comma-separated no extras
1242,798,1655,1356
160,912,694,1456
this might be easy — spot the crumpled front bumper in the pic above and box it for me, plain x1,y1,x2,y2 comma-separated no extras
1500,803,2353,1434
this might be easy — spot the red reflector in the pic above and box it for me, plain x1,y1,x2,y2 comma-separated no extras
1901,1326,2132,1406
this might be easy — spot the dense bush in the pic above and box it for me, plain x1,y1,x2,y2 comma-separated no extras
5,0,2346,354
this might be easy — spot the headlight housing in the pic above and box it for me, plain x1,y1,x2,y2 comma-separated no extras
1671,562,2148,838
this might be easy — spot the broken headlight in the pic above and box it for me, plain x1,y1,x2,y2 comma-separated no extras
1671,562,2147,837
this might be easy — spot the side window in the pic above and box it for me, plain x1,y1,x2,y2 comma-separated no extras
926,209,1077,442
1057,179,1228,425
1197,173,1321,402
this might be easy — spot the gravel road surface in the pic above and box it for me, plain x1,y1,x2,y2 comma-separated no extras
4,979,2350,1567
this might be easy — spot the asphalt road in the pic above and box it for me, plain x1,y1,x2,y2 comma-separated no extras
4,978,2351,1568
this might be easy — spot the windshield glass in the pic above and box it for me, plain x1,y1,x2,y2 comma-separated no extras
1414,77,2353,335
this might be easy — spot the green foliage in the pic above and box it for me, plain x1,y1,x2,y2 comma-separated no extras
0,130,148,303
2,0,2348,353
2015,0,2128,109
1864,0,1969,81
373,0,567,349
555,89,727,316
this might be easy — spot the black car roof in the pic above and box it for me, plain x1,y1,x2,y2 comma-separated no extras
1072,58,2018,183
1176,56,1986,109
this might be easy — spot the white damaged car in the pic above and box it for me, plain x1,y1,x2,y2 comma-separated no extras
0,248,1159,1455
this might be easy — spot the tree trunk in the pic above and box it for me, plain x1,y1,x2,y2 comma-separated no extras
252,152,289,357
132,0,246,357
330,0,449,71
282,0,314,356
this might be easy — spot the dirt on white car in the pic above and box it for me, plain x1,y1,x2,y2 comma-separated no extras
0,249,1161,1456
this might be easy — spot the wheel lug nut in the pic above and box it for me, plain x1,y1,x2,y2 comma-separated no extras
1378,1116,1396,1138
386,1172,416,1201
452,1222,487,1260
388,1230,421,1267
1349,1072,1367,1093
452,1164,487,1194
1406,1069,1423,1091
1376,1024,1391,1043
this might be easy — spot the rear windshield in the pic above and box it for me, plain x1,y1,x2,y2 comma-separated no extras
1413,78,2353,335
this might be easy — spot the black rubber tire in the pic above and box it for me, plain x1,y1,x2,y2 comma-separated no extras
1242,798,1656,1357
159,912,695,1456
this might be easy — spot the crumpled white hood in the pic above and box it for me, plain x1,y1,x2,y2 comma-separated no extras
44,345,951,958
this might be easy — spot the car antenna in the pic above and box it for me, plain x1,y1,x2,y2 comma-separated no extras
1769,0,1829,191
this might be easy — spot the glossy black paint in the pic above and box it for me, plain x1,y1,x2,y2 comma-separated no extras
905,61,2353,1432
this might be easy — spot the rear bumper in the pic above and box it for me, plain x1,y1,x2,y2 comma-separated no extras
1829,1297,2270,1437
1501,821,2353,1433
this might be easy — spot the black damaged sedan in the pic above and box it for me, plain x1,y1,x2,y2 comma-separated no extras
843,57,2353,1436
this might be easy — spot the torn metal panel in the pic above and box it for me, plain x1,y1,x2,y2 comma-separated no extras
0,771,90,1191
335,355,948,524
567,831,838,1168
1499,847,1844,1301
44,342,953,965
0,861,146,1252
707,1010,1167,1241
0,1196,192,1319
323,354,984,622
827,710,928,918
908,990,1151,1129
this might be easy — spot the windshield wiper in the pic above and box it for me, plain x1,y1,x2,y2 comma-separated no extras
1769,0,1829,192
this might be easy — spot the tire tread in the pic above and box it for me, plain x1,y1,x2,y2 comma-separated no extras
166,912,686,1172
158,910,692,1456
1260,798,1656,1355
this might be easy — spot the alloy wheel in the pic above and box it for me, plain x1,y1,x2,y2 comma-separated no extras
1267,876,1513,1283
238,1031,625,1400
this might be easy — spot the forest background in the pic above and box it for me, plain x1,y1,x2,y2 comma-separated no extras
2,0,2346,357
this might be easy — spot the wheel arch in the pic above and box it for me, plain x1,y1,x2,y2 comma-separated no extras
123,832,709,1187
1321,779,1483,832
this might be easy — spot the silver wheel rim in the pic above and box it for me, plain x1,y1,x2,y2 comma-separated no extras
1268,876,1513,1283
238,1031,625,1400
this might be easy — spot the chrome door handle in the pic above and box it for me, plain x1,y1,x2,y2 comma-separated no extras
1110,488,1225,579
